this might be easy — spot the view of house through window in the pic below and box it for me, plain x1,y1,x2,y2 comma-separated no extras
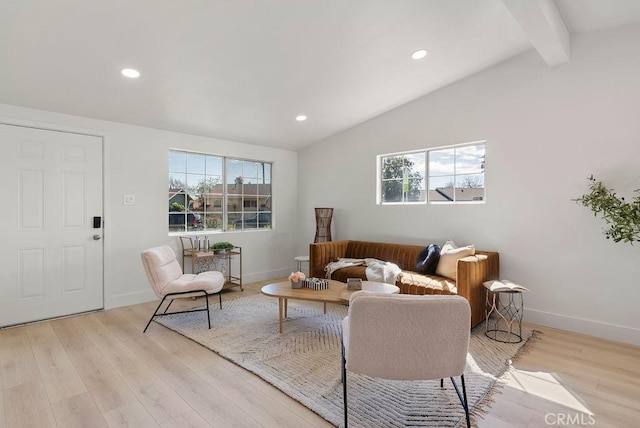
379,141,485,204
428,142,485,202
169,150,272,232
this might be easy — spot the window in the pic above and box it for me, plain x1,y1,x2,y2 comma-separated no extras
378,141,485,205
169,150,272,233
428,142,485,202
380,152,426,203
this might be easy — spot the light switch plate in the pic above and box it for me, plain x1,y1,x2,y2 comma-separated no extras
123,194,136,205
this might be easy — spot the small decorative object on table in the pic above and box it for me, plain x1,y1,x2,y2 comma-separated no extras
347,278,362,290
211,241,234,254
302,277,330,290
289,271,306,289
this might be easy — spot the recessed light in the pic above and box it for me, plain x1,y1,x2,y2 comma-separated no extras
121,68,140,78
296,115,307,121
411,49,428,60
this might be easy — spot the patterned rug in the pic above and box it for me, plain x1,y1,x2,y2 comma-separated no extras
157,293,533,427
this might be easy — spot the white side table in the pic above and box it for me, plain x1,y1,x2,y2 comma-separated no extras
294,255,310,274
484,282,526,343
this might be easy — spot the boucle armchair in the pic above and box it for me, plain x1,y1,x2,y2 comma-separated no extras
341,292,471,428
141,245,224,332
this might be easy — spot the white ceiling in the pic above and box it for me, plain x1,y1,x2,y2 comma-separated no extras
0,0,639,151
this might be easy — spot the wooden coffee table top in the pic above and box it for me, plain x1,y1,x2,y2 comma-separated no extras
261,280,399,333
339,281,399,303
261,280,399,304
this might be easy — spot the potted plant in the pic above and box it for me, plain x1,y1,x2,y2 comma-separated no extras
211,241,235,253
574,175,640,244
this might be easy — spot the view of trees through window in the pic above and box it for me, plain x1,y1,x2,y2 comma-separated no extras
380,152,426,203
379,142,485,204
169,151,272,232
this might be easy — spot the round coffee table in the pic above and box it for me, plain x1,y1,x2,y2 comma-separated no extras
261,280,399,333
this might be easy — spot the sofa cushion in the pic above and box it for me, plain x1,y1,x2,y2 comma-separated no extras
399,271,457,295
436,243,475,280
415,244,440,275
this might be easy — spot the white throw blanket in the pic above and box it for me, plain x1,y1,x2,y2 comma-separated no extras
324,258,402,285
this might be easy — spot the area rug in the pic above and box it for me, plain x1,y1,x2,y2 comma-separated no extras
157,293,533,427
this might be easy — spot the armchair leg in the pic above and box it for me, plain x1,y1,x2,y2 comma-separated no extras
143,290,218,333
450,375,471,428
205,293,211,329
342,342,348,428
163,299,174,314
144,295,169,333
461,375,470,428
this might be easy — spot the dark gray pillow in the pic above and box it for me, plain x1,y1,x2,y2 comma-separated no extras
415,244,441,275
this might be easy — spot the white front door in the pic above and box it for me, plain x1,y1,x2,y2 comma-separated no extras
0,124,104,327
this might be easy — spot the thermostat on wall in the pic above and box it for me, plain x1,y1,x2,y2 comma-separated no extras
123,194,136,205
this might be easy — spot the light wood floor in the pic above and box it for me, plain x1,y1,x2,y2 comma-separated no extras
1,279,639,428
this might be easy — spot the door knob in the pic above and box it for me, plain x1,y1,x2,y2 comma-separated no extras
93,234,102,240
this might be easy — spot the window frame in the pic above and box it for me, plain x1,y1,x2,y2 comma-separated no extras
377,150,427,205
427,141,486,204
168,149,272,235
377,141,485,205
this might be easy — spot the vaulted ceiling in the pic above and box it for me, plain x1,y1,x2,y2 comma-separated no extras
1,0,639,150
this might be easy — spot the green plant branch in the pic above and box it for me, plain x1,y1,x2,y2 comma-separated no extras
573,175,640,244
211,241,234,250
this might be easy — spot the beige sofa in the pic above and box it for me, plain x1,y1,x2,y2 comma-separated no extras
309,240,499,328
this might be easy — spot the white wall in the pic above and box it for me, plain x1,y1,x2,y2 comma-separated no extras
297,24,640,346
0,104,298,309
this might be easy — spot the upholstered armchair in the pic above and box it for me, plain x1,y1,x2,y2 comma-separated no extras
341,292,472,428
141,245,225,332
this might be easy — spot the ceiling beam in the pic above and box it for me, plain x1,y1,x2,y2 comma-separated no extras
501,0,570,66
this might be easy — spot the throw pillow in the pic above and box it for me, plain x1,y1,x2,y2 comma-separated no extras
415,244,441,275
435,244,475,280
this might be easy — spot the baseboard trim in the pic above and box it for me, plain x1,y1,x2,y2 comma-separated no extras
525,308,640,347
242,269,291,284
106,289,156,310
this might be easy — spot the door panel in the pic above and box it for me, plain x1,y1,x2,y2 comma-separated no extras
0,124,104,327
18,248,45,298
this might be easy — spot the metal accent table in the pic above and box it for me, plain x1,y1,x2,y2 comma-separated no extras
484,285,525,343
179,237,242,290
